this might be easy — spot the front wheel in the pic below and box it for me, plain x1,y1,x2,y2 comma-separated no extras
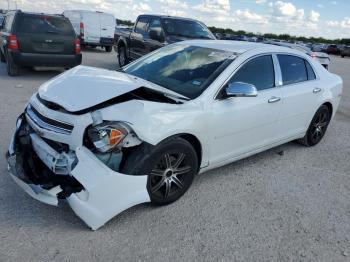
121,137,198,205
298,105,331,146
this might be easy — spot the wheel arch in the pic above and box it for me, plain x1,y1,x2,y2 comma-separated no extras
322,101,333,117
153,133,203,171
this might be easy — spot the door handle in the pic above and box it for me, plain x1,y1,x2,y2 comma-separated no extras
268,96,281,103
313,88,322,93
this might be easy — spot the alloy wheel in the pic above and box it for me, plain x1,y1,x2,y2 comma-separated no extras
149,152,191,199
309,110,329,144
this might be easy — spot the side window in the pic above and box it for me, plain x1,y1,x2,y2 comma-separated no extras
134,17,149,35
4,15,14,32
148,18,162,33
228,55,275,91
278,55,307,85
305,60,316,80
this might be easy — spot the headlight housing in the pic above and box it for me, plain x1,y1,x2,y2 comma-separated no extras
87,122,129,153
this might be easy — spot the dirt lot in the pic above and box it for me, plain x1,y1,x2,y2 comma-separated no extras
0,48,349,262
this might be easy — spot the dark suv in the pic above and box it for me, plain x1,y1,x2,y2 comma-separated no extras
0,11,82,76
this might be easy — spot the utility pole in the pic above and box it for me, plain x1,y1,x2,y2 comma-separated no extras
7,0,10,10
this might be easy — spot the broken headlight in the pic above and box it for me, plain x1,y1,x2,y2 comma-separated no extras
87,122,129,153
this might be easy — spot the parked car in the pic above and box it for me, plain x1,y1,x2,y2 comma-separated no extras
63,10,115,52
6,41,342,230
0,14,4,25
340,46,350,58
0,11,81,76
114,14,216,67
268,42,331,69
326,44,340,55
312,44,327,52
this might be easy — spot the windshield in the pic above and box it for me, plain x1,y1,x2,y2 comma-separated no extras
124,44,234,99
16,14,75,36
162,19,215,40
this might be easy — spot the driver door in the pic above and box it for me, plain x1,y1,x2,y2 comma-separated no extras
210,54,283,164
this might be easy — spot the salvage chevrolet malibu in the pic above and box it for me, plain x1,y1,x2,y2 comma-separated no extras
6,41,343,230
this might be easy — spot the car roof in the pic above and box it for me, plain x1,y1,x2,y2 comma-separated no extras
139,14,200,22
176,40,292,55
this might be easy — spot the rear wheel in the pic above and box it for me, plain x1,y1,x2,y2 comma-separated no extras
298,105,331,146
118,45,127,67
105,46,112,52
0,50,5,63
121,137,198,205
6,56,20,76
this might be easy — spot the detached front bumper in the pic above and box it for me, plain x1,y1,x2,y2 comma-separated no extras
6,115,150,230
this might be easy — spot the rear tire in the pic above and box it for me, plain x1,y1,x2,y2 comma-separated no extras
121,137,198,205
6,56,20,76
118,45,128,67
0,50,5,63
297,105,331,147
105,46,112,52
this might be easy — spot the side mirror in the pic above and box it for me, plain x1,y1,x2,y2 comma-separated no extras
149,29,164,42
225,82,258,97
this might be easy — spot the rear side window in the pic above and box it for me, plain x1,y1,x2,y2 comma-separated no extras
4,14,15,32
135,17,149,34
305,60,316,80
278,55,307,85
16,15,74,36
229,55,275,91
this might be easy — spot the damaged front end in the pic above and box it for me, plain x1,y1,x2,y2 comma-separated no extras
6,114,150,230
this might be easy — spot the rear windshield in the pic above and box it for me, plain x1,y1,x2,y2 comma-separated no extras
162,19,215,40
16,14,75,36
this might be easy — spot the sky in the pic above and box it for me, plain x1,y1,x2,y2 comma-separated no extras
1,0,349,39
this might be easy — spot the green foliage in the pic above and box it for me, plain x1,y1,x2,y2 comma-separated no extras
116,19,134,27
208,26,346,44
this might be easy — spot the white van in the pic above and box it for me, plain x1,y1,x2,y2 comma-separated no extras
63,10,116,52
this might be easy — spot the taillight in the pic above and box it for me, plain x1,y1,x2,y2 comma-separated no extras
80,22,84,37
8,34,19,50
74,38,81,54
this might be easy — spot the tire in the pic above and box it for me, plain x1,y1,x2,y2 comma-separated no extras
0,50,5,63
105,46,112,52
6,56,20,76
118,45,128,67
297,105,331,147
121,137,198,205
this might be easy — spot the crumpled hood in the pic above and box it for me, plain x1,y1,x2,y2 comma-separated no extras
38,66,143,112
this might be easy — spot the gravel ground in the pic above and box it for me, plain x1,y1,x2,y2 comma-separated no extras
0,49,349,262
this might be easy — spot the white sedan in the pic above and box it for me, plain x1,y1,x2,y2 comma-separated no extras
6,41,343,230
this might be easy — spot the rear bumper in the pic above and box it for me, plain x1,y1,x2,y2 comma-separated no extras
81,37,114,46
9,51,82,67
6,115,150,230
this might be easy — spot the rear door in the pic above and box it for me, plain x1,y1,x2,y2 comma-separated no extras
15,14,76,55
129,16,149,60
82,12,100,44
99,13,115,39
277,54,320,138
